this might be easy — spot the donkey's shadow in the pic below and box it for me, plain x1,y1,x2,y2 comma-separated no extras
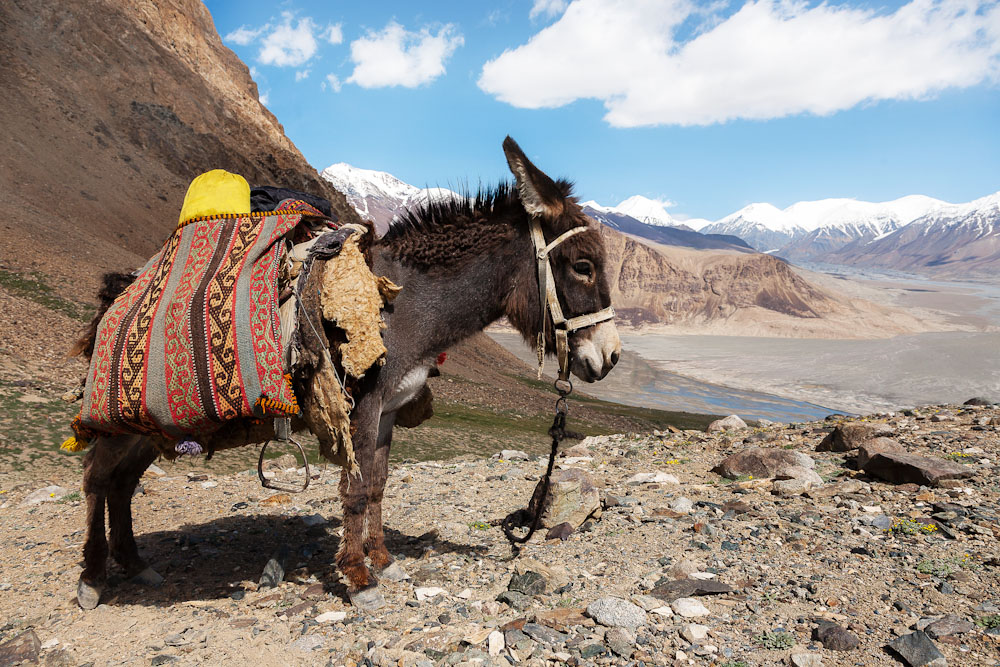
100,513,487,609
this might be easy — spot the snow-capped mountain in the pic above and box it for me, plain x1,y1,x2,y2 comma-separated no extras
320,162,462,234
580,195,678,228
701,195,951,258
581,203,753,253
826,192,1000,276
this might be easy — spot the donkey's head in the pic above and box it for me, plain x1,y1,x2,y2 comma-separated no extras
502,137,620,383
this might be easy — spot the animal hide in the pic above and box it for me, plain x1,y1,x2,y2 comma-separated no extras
319,233,401,379
288,228,399,476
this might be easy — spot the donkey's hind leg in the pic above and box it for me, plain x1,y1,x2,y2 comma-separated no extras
107,436,161,584
78,434,133,610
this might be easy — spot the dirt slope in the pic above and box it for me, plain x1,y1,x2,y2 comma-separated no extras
0,0,359,306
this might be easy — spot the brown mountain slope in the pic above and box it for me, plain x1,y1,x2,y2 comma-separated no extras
601,228,945,338
0,0,360,304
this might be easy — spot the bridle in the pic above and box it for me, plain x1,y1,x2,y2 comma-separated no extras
529,218,615,384
500,217,615,550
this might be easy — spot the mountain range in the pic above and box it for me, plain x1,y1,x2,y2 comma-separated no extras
571,192,1000,278
698,194,1000,276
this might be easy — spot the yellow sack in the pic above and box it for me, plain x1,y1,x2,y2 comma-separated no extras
178,169,251,226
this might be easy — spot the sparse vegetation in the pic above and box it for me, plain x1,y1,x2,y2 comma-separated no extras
975,614,1000,629
57,491,81,504
889,517,938,535
755,631,795,649
0,268,94,321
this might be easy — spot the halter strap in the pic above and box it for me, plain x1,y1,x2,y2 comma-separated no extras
529,219,615,381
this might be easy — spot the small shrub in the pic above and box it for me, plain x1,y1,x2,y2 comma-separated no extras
57,491,81,504
755,631,795,649
888,518,937,535
469,520,490,531
975,614,1000,629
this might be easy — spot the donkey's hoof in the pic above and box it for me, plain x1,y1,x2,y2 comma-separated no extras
132,567,164,587
77,579,103,610
379,562,409,582
349,586,386,613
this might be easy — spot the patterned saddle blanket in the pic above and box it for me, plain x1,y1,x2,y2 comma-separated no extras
79,199,330,439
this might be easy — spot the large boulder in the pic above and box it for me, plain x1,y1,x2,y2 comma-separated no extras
772,466,824,496
707,415,748,433
855,437,906,467
817,422,894,452
963,397,995,406
533,468,602,528
862,453,974,487
712,447,814,479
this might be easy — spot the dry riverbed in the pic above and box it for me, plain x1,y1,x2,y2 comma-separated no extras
0,405,998,667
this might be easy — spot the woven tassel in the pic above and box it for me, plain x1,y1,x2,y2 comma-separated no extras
60,436,89,453
175,439,203,456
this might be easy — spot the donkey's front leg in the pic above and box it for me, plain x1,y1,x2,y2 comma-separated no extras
363,414,395,571
338,390,384,611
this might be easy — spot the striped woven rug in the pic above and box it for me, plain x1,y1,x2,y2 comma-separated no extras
79,202,325,438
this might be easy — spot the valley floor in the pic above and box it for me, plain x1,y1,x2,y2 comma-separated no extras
592,271,1000,419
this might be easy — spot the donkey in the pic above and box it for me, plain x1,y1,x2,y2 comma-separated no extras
75,137,620,611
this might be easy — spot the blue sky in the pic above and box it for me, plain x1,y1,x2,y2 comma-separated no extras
205,0,1000,221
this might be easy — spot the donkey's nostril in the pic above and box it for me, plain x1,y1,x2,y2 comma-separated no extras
610,351,620,366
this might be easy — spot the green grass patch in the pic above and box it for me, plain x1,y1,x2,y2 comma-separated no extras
0,268,95,321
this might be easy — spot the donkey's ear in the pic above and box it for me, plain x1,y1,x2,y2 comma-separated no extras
503,136,565,219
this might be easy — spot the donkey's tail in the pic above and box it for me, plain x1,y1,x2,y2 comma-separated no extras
67,271,136,360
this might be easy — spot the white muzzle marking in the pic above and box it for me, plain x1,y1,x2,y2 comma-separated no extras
571,320,621,382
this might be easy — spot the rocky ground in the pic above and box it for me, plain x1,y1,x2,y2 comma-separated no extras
1,403,998,667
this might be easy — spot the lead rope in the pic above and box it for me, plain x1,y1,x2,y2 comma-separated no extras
501,380,573,555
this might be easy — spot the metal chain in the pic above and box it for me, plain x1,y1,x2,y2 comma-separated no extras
501,380,573,554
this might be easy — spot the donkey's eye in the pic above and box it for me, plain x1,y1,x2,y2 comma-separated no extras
573,260,594,278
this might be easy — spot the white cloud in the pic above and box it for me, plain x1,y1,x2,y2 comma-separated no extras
479,0,1000,126
258,13,321,67
325,23,344,45
227,12,338,68
225,24,267,45
347,21,464,88
325,74,343,92
259,90,270,106
530,0,569,19
295,69,310,81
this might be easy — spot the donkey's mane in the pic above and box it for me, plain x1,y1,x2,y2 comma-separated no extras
379,179,575,273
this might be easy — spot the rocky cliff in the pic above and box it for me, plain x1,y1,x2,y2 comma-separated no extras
0,0,359,301
600,229,939,338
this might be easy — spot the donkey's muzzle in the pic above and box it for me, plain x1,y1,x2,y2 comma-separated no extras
571,321,621,382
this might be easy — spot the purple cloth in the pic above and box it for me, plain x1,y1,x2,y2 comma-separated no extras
175,439,203,456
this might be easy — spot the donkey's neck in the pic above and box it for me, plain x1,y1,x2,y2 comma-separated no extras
373,227,530,367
